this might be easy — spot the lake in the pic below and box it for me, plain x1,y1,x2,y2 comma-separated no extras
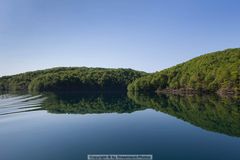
0,92,239,160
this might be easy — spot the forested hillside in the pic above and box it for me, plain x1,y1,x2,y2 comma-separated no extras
128,48,240,95
0,67,146,92
1,48,239,94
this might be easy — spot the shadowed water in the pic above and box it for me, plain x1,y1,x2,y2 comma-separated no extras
128,92,240,137
0,92,239,160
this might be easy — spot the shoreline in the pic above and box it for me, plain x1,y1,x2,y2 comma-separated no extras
156,88,239,98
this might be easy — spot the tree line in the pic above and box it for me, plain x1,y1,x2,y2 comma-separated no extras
0,48,239,95
128,48,240,95
0,67,146,92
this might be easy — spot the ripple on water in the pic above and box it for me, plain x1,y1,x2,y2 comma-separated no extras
0,94,46,116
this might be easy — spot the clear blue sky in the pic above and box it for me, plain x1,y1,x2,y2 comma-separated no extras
0,0,239,76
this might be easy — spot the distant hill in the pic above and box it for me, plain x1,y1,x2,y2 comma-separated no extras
128,48,240,95
1,48,239,94
0,67,146,92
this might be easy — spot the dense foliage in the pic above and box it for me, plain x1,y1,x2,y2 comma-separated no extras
128,92,240,137
0,67,146,92
128,48,240,95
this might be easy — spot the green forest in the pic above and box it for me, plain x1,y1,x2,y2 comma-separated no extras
128,48,240,95
0,48,239,94
0,67,146,92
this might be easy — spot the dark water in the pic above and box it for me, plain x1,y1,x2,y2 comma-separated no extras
0,92,239,160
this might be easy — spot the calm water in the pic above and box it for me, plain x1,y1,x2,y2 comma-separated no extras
0,92,239,160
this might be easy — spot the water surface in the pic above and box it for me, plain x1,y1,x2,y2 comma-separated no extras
0,92,239,160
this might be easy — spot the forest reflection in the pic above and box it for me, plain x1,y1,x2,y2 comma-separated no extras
42,91,240,137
